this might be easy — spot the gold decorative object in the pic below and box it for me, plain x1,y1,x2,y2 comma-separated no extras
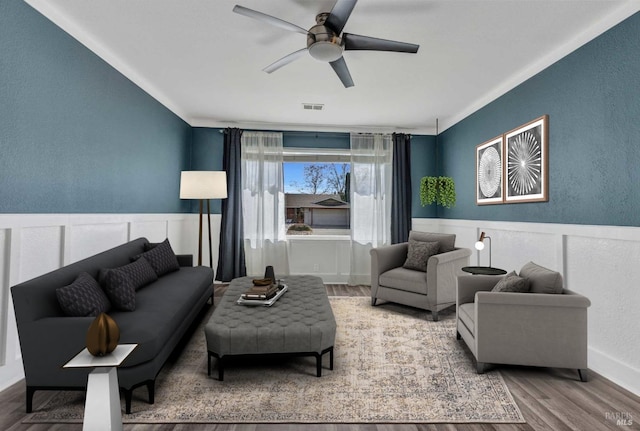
86,313,120,356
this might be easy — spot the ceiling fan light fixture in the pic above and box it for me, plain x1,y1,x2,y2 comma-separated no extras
308,41,343,62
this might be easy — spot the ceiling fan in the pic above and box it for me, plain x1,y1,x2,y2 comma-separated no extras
233,0,419,88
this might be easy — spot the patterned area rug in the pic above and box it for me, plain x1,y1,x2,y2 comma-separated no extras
26,297,524,424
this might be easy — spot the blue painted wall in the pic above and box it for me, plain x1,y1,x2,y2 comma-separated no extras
0,0,192,213
411,135,437,218
438,11,640,226
20,0,636,223
191,128,225,213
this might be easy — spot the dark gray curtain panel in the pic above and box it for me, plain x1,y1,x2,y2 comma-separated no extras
216,128,246,281
391,133,412,244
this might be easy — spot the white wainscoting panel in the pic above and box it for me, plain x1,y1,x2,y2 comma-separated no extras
129,220,169,243
287,236,351,283
68,223,129,264
565,235,640,395
413,217,640,396
19,226,64,282
0,213,203,393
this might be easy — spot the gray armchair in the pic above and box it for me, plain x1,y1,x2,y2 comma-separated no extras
370,231,471,321
456,263,591,381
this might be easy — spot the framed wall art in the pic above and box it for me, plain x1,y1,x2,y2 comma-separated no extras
476,135,504,205
504,115,549,203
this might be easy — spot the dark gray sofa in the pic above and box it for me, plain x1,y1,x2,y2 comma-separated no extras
11,237,213,414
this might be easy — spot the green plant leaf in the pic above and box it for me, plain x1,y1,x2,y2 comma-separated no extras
419,176,456,208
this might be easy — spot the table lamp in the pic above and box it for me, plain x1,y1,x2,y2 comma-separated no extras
475,231,492,268
180,171,227,267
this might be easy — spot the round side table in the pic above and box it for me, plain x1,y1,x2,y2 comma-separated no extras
461,266,507,275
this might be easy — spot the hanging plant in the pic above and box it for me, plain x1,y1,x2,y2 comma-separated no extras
420,176,456,209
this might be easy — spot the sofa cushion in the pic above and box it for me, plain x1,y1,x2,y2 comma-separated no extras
99,268,137,311
115,256,158,290
379,267,427,295
56,272,111,317
492,271,530,293
403,239,440,272
136,238,180,276
408,231,456,253
520,261,563,294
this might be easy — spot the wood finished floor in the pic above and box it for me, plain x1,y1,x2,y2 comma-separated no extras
2,284,639,431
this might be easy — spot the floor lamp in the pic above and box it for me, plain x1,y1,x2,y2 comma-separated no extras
180,171,227,267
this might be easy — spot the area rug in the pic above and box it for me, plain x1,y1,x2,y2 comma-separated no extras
26,297,524,424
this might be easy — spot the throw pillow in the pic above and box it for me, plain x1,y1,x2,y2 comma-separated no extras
136,238,180,276
99,268,136,311
403,240,440,272
519,261,563,294
492,271,530,293
113,256,158,290
56,272,111,317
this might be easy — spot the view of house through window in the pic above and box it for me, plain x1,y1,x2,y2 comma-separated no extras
283,152,351,236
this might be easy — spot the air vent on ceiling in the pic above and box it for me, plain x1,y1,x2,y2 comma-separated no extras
302,103,324,111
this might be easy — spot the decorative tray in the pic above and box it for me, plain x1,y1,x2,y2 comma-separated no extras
237,284,288,307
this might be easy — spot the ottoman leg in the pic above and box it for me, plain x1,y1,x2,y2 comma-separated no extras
218,356,225,381
329,347,334,370
315,353,322,377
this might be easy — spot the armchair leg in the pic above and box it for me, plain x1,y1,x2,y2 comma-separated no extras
456,331,461,340
371,298,377,306
431,311,439,321
476,361,487,374
578,369,588,382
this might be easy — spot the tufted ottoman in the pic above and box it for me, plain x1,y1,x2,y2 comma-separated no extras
204,275,336,380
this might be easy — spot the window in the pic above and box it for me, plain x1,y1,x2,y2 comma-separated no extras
283,148,351,236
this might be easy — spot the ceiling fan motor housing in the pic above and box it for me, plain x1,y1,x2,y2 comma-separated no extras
307,12,343,62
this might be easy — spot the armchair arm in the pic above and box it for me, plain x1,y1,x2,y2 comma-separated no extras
457,274,503,306
370,243,408,275
370,242,408,297
429,247,472,266
475,289,591,308
426,247,472,308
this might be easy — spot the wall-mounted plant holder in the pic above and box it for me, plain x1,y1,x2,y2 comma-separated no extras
420,176,456,209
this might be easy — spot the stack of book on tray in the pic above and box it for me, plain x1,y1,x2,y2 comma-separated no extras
241,279,279,300
237,278,288,306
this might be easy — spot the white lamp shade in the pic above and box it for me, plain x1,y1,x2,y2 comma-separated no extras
179,171,227,199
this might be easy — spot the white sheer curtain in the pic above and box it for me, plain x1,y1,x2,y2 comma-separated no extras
349,133,393,285
241,131,290,277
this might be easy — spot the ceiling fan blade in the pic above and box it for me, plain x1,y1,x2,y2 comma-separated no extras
325,0,358,35
329,57,354,88
233,5,308,35
263,48,308,74
343,33,419,53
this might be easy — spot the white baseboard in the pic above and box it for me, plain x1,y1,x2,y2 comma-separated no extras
589,347,640,396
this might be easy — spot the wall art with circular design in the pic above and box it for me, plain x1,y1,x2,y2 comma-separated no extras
504,115,549,203
476,135,504,205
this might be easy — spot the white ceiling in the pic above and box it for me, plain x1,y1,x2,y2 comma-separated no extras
25,0,640,134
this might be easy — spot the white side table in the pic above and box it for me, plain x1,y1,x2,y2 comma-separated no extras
64,344,137,431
